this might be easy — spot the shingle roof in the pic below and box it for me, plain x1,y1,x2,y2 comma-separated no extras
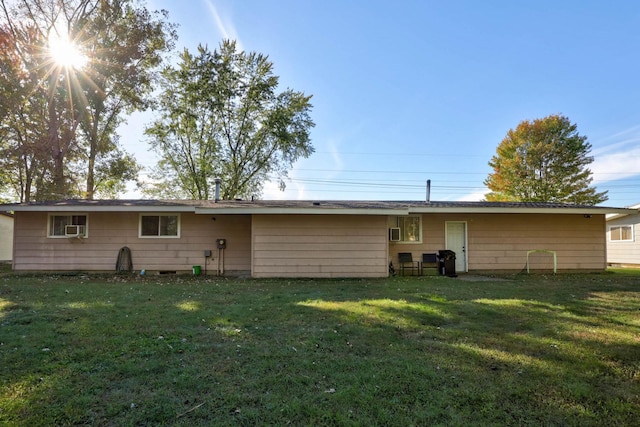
0,198,635,215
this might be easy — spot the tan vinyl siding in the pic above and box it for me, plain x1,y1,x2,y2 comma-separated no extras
388,215,444,266
606,214,640,266
13,212,251,273
466,214,606,271
252,215,388,278
390,213,607,271
13,208,609,276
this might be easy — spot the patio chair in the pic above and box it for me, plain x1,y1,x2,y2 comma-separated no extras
421,253,438,275
398,252,419,276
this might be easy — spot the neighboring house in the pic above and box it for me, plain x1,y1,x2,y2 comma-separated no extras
0,199,634,277
606,203,640,268
0,212,14,262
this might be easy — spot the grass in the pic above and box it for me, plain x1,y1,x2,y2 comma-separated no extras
0,270,639,426
0,262,11,274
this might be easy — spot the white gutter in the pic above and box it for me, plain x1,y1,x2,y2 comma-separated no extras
408,206,636,215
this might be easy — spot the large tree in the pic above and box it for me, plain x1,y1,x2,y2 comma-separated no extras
0,0,175,201
484,114,607,205
144,40,315,200
0,21,60,202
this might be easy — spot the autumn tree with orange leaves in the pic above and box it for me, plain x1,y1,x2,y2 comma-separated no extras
484,114,607,205
0,0,176,201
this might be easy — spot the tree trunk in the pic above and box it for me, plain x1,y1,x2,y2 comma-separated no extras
85,131,96,200
48,83,66,200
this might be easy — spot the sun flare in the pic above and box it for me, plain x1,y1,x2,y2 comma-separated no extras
48,31,87,69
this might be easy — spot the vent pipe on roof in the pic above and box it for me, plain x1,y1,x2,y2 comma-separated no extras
214,178,222,202
426,179,431,203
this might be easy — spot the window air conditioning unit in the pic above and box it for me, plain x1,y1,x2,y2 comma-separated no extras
65,224,85,237
389,227,401,242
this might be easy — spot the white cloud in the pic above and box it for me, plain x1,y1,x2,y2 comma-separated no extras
326,139,344,172
591,125,640,184
261,180,285,199
262,176,307,200
203,0,242,49
591,149,640,184
455,189,488,202
591,125,640,155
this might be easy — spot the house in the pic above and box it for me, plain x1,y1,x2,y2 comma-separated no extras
0,199,634,277
606,203,640,268
0,212,14,262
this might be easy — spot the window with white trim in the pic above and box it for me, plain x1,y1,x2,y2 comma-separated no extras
609,225,633,242
394,215,422,243
139,214,180,238
48,214,88,238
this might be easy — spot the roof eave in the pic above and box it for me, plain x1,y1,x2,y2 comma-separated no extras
195,207,409,215
0,205,196,213
409,206,636,215
1,201,635,216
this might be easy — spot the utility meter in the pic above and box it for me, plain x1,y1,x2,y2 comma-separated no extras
216,239,226,249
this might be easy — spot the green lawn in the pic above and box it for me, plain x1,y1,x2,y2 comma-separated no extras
1,271,639,426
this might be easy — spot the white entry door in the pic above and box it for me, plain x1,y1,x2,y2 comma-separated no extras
445,222,467,273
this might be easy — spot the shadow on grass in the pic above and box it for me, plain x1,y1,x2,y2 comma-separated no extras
287,274,640,425
0,272,638,425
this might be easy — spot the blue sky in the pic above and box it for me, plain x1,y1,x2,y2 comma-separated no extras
123,0,640,206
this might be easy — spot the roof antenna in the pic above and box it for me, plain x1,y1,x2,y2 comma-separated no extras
426,179,431,203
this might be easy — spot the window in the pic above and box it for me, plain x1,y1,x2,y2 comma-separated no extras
139,214,180,238
394,216,422,243
609,225,633,242
48,214,88,238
